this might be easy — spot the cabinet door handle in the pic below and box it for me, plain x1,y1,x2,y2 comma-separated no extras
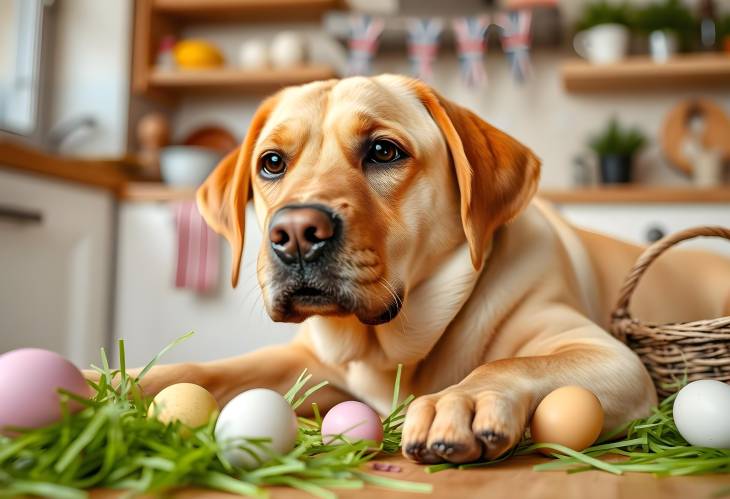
645,225,666,243
0,205,43,225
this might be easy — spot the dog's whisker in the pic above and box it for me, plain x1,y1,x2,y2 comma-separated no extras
379,276,409,326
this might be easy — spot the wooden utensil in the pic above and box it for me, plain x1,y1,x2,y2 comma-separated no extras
660,99,730,175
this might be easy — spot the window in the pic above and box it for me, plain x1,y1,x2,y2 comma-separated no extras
0,0,45,135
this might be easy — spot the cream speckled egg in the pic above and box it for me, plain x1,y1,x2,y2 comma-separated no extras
530,386,604,454
148,383,219,433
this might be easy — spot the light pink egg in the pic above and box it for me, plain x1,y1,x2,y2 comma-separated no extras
321,401,384,445
0,348,90,434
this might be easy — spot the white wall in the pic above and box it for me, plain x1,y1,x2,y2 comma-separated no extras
49,0,132,156
114,203,296,367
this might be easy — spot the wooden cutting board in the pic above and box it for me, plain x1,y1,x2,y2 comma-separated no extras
89,455,730,499
661,99,730,176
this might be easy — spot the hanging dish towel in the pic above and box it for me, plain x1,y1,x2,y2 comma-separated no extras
173,201,219,293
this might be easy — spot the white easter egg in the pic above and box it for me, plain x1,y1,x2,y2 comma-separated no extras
269,31,305,68
239,39,269,69
673,380,730,448
214,388,298,468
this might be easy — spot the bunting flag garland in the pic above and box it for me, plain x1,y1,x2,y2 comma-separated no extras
347,14,385,76
497,9,534,83
452,16,490,88
406,17,444,82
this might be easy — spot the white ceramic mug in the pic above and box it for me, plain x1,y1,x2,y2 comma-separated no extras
573,23,629,64
270,32,306,68
239,39,269,69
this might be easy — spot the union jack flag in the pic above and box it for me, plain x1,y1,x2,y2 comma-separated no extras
497,10,533,83
407,17,444,82
452,16,491,88
347,15,385,76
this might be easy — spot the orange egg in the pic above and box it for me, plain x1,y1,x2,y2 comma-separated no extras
530,386,604,455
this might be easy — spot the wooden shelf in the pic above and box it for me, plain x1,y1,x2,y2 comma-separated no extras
120,182,197,202
540,186,730,204
0,140,138,195
147,65,337,93
151,0,343,21
562,54,730,93
118,182,730,204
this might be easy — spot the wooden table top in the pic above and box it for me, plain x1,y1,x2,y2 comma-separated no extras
90,455,730,499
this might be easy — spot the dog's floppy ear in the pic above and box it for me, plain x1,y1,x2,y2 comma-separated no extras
411,81,540,270
197,95,279,287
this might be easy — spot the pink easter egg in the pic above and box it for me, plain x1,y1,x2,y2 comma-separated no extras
321,401,384,445
0,348,90,434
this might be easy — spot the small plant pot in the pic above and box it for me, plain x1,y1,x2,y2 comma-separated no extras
599,154,633,184
649,30,678,63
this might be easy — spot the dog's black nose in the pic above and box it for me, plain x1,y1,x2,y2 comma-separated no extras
269,205,336,264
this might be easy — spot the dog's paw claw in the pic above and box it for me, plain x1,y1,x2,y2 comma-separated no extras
430,441,460,456
404,441,442,463
478,430,507,445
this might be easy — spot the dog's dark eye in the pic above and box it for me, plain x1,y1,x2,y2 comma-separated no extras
260,152,286,179
365,140,405,165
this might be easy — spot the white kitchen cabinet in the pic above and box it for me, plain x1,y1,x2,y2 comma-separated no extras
113,202,296,367
557,203,730,257
0,169,114,367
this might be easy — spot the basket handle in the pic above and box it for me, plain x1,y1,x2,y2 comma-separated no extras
612,226,730,322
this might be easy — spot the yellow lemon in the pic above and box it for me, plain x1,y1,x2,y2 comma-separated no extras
173,40,224,69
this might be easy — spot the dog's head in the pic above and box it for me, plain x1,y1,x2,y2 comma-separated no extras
198,75,539,325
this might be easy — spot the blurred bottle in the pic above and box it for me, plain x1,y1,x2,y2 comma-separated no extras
698,0,717,51
156,35,177,70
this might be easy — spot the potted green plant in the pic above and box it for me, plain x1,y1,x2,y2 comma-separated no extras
634,0,696,61
588,119,647,184
575,1,633,32
574,2,634,64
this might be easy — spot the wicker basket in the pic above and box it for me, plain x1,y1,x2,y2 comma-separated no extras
610,226,730,398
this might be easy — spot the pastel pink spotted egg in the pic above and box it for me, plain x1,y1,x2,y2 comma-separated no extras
321,401,383,445
0,348,90,434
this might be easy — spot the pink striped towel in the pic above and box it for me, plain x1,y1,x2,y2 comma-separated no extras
173,201,219,293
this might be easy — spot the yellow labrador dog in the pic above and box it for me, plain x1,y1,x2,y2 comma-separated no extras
133,75,730,464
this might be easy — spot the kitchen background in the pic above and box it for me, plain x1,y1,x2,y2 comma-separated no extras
1,0,729,368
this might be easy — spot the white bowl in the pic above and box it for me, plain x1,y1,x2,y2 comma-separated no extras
160,146,222,187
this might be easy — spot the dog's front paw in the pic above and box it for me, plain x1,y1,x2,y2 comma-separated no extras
401,387,528,464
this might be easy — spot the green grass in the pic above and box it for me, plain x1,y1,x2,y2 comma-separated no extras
0,334,431,498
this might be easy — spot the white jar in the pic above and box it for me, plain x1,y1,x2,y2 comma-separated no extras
269,31,306,68
239,39,269,69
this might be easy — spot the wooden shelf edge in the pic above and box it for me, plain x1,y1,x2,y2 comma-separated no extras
120,182,198,202
540,186,730,204
147,66,337,92
0,141,134,194
119,183,730,204
562,53,730,93
151,0,344,21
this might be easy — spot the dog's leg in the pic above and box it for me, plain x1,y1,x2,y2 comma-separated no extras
402,305,656,464
89,342,350,414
